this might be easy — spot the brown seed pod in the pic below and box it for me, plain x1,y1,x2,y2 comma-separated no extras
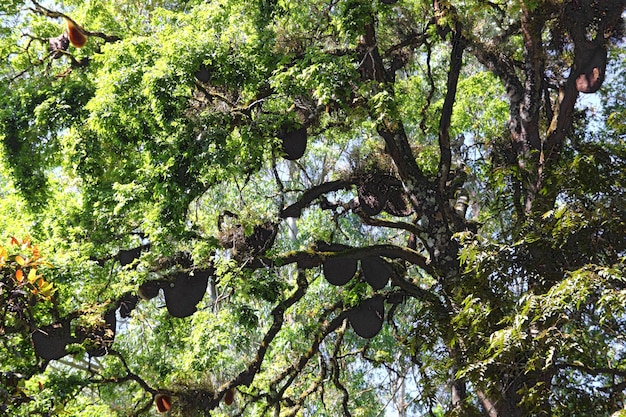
155,393,172,413
223,388,235,406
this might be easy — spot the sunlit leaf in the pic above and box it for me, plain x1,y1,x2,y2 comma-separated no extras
28,268,38,284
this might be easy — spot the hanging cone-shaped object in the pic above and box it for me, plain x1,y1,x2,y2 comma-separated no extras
65,18,87,48
163,271,209,318
361,256,392,290
323,257,357,286
138,280,162,300
278,126,307,160
358,178,387,216
155,393,172,413
348,295,385,339
32,321,73,360
223,388,235,406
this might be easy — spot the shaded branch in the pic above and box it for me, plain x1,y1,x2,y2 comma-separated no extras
280,179,357,218
211,270,310,407
437,21,465,193
251,244,429,271
271,304,347,408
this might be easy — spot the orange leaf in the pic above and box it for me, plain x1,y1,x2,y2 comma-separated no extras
15,269,23,282
10,236,19,245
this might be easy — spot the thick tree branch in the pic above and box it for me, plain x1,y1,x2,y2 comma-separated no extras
437,21,465,193
358,19,428,188
252,244,429,271
520,5,545,154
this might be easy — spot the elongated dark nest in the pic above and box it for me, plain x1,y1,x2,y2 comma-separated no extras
361,256,393,290
358,174,410,216
163,271,210,318
278,126,308,160
348,295,385,339
32,321,73,361
75,309,117,357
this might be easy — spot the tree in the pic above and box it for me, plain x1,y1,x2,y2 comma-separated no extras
0,0,625,416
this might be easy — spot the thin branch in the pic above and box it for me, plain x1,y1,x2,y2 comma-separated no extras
280,179,357,218
30,0,121,43
211,270,310,407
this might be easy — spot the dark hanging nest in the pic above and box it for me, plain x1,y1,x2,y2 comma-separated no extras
361,256,393,290
348,295,385,339
384,193,412,216
138,280,162,300
218,212,278,260
384,179,412,216
163,270,210,318
117,246,144,267
561,0,623,94
117,292,139,318
323,257,358,286
318,242,358,286
358,177,387,216
574,44,607,94
49,32,69,58
194,64,211,83
277,125,308,160
32,321,73,361
75,309,117,357
358,173,407,216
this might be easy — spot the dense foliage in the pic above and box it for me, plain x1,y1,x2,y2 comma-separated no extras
0,0,625,416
